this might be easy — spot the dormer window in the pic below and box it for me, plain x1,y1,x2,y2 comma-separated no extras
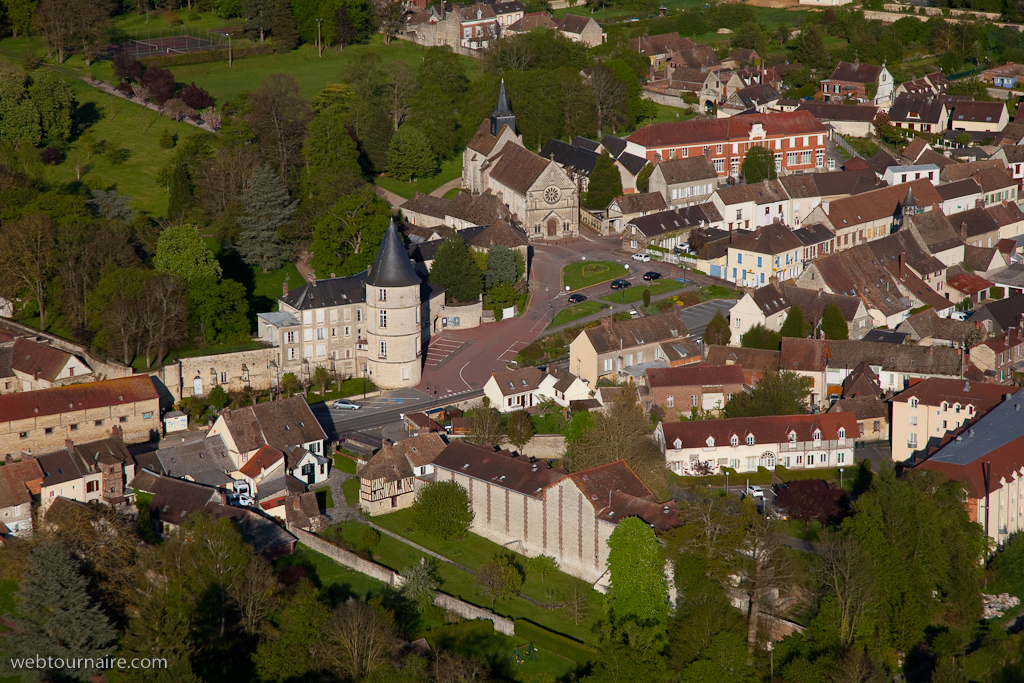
941,401,948,412
909,398,918,408
813,430,821,442
837,428,846,441
789,431,797,442
954,403,961,414
706,436,715,448
746,434,754,446
673,438,682,450
730,435,739,447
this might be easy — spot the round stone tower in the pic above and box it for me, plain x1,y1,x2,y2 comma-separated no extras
364,219,423,389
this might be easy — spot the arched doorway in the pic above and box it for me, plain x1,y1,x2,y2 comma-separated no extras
193,376,203,396
760,451,776,468
546,218,558,237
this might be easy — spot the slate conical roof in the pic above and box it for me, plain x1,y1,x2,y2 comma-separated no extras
903,186,917,209
493,79,513,117
365,219,421,288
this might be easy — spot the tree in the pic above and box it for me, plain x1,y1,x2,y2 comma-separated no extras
797,26,828,69
703,309,731,346
607,517,669,629
154,224,222,285
383,63,418,132
954,132,972,147
0,212,55,331
3,0,37,37
247,72,313,181
467,404,504,446
242,0,274,41
167,159,193,223
478,555,524,609
412,481,474,540
590,64,626,138
739,515,790,654
272,0,299,51
28,71,76,147
635,162,653,193
740,323,782,351
776,480,848,529
186,276,251,346
779,303,810,338
0,69,42,148
387,125,437,182
208,385,230,409
932,657,968,683
561,577,591,626
34,0,74,62
310,187,392,277
141,66,176,105
584,152,623,209
180,82,214,110
820,303,849,340
485,245,517,289
506,410,534,453
429,233,483,304
236,163,295,272
740,146,776,183
724,370,810,418
813,531,873,647
642,287,651,309
313,365,332,397
688,226,709,253
527,555,559,584
9,543,117,681
254,581,331,681
323,599,399,681
401,559,441,613
408,47,467,158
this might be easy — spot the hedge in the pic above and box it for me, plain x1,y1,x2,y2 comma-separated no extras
140,45,273,68
673,466,772,487
514,619,593,664
422,620,495,649
775,465,854,482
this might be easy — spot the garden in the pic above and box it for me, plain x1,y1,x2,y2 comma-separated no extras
561,261,628,290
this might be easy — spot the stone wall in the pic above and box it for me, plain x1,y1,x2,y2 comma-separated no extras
171,347,277,401
882,3,1001,19
440,300,484,332
863,9,1019,26
290,527,515,635
641,90,702,112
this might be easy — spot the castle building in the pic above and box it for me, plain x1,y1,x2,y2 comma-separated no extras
257,220,444,390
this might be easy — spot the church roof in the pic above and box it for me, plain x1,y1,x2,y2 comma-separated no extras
365,219,422,288
493,79,513,118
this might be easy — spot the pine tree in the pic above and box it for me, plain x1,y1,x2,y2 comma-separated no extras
798,26,828,70
272,0,299,52
160,128,175,149
167,160,192,223
584,152,623,209
741,323,782,350
430,233,482,304
485,245,517,289
386,125,437,182
780,304,810,338
820,302,849,340
703,309,731,346
10,543,117,681
635,162,653,193
237,163,296,273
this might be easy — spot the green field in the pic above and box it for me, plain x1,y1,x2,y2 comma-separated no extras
315,487,334,510
600,279,686,304
0,579,17,618
549,300,604,327
342,477,360,506
562,260,628,290
378,155,463,200
273,544,384,605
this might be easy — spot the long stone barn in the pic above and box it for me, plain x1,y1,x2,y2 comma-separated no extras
431,442,680,586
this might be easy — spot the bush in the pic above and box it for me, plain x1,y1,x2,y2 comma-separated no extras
140,66,176,105
105,146,131,165
412,480,473,540
163,10,181,25
181,82,214,110
208,385,229,410
112,52,145,81
115,80,133,97
159,129,175,149
39,147,63,165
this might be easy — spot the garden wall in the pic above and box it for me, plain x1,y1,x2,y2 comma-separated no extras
170,347,277,401
290,527,515,636
641,90,702,111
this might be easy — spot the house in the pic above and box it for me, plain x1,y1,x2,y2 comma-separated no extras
828,364,889,442
503,11,556,35
568,311,700,386
795,101,877,137
647,156,719,210
936,178,983,216
0,457,43,536
432,449,679,583
483,367,591,412
704,345,781,384
279,491,322,530
34,435,136,510
207,396,328,476
689,228,741,277
358,440,417,516
989,145,1024,190
640,363,745,419
882,164,940,187
728,282,789,342
894,72,949,98
972,296,1024,334
982,62,1024,88
238,444,286,494
0,376,159,457
624,112,829,177
888,95,950,135
151,434,236,488
725,221,805,286
820,61,895,107
407,220,528,272
635,32,693,70
712,180,790,232
944,269,996,307
976,168,1019,208
970,327,1024,384
950,101,1009,133
621,204,724,255
781,283,873,338
723,83,781,114
605,192,668,234
793,223,837,263
778,170,884,226
896,308,983,346
6,338,92,392
915,396,1024,546
129,469,296,558
902,210,966,267
555,14,604,47
988,201,1024,240
392,432,447,477
655,412,858,475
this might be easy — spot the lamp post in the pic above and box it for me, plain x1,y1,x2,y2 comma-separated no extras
840,467,844,490
726,470,729,495
767,641,774,679
224,32,232,67
316,18,323,57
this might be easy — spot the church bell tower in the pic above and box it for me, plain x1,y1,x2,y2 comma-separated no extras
489,79,516,137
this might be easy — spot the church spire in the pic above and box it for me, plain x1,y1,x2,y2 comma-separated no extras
490,79,516,137
365,219,420,288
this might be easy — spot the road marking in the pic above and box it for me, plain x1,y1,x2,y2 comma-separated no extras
424,338,467,368
497,341,528,362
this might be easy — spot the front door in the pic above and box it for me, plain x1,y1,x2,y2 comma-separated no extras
547,218,558,236
301,463,315,484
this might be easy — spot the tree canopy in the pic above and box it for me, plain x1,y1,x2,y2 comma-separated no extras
779,304,810,339
154,224,223,285
820,303,849,340
412,480,474,540
724,370,811,418
740,145,777,184
607,517,669,630
429,233,483,304
584,152,623,209
703,309,731,346
740,323,782,351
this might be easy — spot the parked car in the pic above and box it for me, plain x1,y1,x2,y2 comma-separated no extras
643,271,661,281
567,293,587,304
631,253,651,262
950,311,972,321
228,493,255,507
610,279,632,290
747,485,764,499
332,398,361,410
630,309,641,318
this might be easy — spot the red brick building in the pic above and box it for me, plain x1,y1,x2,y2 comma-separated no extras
624,112,828,178
641,363,746,420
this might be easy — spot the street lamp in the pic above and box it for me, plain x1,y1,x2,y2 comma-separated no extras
840,467,844,490
726,470,729,494
767,641,774,679
224,31,232,67
316,18,323,57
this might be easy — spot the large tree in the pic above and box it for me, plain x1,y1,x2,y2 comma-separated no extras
271,0,299,51
309,186,392,277
703,309,731,346
236,163,296,272
412,481,474,540
740,322,782,350
607,517,669,629
797,25,829,70
724,370,810,418
154,224,222,285
408,47,467,158
322,599,399,681
186,276,251,346
506,409,534,453
584,151,623,209
779,303,811,338
820,302,849,340
246,73,313,182
478,556,524,609
0,211,55,330
740,145,777,184
386,125,437,182
429,233,483,304
485,245,517,288
254,581,331,681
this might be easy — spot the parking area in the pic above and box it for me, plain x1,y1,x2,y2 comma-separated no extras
678,299,739,340
423,337,467,369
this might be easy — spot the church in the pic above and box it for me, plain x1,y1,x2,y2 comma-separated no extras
256,221,447,390
462,82,579,240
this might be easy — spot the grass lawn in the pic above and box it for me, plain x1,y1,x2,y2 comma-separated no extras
315,487,334,510
274,544,384,605
334,455,358,474
562,260,627,290
699,285,741,301
342,477,360,506
843,136,880,158
377,155,463,200
600,279,686,305
442,187,461,200
423,622,584,682
549,300,604,327
789,519,823,542
0,579,18,618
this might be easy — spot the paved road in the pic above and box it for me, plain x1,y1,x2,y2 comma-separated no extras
430,178,463,197
678,299,740,340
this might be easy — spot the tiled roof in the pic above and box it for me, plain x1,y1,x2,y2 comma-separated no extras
962,245,1000,273
487,144,552,196
556,13,592,34
899,308,980,343
637,32,691,56
731,83,780,107
918,433,1024,498
618,152,649,176
729,221,803,255
466,218,528,249
539,139,599,176
569,460,654,506
10,339,74,382
704,345,781,374
825,61,885,84
987,201,1024,228
935,177,981,201
780,337,828,372
828,395,887,420
583,311,690,354
901,137,930,162
796,101,877,122
654,156,717,184
490,367,545,396
239,444,285,479
602,135,627,158
822,179,942,228
627,111,826,148
750,282,788,316
661,412,858,449
600,490,679,532
219,397,327,454
392,432,448,468
467,118,507,155
283,491,321,528
627,205,721,239
0,376,158,423
943,159,1004,182
840,361,880,398
644,363,744,388
360,442,415,484
432,442,566,497
778,283,864,325
889,95,947,125
793,223,835,246
715,179,788,206
975,167,1016,193
904,211,964,256
951,100,1007,124
35,450,82,487
0,458,43,509
280,272,367,309
613,192,667,215
951,206,999,239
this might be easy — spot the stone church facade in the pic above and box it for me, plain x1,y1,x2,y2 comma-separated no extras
462,82,579,240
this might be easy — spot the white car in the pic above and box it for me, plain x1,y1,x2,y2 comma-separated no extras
631,253,651,262
232,480,251,496
950,311,971,321
748,485,764,499
228,493,255,507
332,399,361,410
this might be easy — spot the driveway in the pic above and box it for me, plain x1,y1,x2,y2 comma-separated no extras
678,299,739,340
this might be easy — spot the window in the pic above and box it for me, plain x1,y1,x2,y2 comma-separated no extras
316,327,325,340
909,432,917,446
838,453,845,464
667,396,674,408
716,144,723,154
668,148,676,159
402,367,410,380
714,158,724,173
737,253,742,264
800,151,811,164
18,431,27,439
787,151,798,166
143,412,153,419
94,419,103,427
873,420,880,432
70,424,78,431
288,347,297,360
379,341,387,358
757,256,762,268
44,427,53,434
730,435,739,447
379,289,387,301
807,454,814,465
746,434,754,446
120,416,128,423
604,358,613,371
735,318,741,328
379,310,387,328
356,309,362,322
796,455,803,464
910,415,917,426
286,331,296,344
837,428,845,441
909,398,918,408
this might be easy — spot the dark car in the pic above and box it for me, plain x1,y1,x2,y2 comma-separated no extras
610,279,631,290
567,293,587,304
643,271,661,281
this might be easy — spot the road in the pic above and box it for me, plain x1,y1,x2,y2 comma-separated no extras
307,388,484,441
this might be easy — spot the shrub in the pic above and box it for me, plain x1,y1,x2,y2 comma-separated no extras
199,107,222,130
105,146,131,165
160,98,196,121
208,385,229,410
112,52,145,81
115,80,133,97
163,10,181,25
181,82,214,110
40,147,63,165
412,480,473,540
140,66,176,105
159,129,175,149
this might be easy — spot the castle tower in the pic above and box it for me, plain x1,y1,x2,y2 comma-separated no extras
490,79,516,137
364,219,423,389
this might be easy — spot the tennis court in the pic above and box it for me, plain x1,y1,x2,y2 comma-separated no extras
120,27,231,60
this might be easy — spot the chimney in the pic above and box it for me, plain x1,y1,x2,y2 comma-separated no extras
282,278,289,297
899,253,905,276
64,438,74,450
602,317,612,329
960,222,968,240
